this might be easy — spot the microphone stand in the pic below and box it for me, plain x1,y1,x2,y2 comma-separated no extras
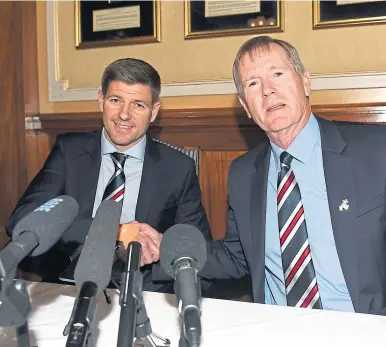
119,282,170,347
0,267,32,347
117,269,141,347
117,244,170,347
63,281,98,347
174,265,202,347
133,296,170,347
178,309,201,347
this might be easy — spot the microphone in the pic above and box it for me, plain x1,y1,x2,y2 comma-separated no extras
117,241,143,347
65,199,121,347
160,224,207,347
0,196,79,278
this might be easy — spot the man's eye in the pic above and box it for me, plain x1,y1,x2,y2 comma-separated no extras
248,81,259,87
110,98,120,103
136,103,145,109
274,72,283,77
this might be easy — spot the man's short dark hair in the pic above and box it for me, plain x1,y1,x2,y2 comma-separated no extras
101,58,161,104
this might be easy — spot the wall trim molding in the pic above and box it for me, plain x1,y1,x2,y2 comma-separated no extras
46,2,386,102
25,103,386,131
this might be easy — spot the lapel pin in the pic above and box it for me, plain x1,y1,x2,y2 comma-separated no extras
339,199,349,211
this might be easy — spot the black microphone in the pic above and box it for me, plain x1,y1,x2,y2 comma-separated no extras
0,196,79,278
160,224,207,347
65,200,121,347
117,241,143,347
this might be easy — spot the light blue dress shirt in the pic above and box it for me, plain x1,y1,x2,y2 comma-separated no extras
92,130,146,223
264,114,354,312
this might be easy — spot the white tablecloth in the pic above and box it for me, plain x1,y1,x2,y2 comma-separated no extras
1,282,386,346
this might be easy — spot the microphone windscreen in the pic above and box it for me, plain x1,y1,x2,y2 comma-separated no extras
74,200,121,291
12,195,79,256
160,224,207,278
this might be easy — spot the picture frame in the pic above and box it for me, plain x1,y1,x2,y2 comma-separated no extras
313,0,386,29
184,0,284,39
75,0,161,49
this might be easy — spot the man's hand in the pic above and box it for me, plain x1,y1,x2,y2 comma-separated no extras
137,223,163,267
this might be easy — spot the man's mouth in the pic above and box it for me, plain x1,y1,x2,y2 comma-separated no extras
114,122,133,129
267,104,285,112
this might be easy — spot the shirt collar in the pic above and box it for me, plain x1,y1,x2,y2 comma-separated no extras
101,129,146,161
270,113,320,170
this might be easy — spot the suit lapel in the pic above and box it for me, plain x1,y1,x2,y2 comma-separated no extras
318,117,359,310
135,137,159,222
250,142,270,303
76,132,102,218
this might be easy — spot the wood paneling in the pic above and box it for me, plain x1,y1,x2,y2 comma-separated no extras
0,2,39,245
25,130,40,182
25,130,51,182
313,104,386,123
22,1,40,189
26,102,386,238
22,1,39,117
200,151,246,239
0,2,29,244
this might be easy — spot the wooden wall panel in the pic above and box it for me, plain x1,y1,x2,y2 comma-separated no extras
0,2,39,246
25,130,51,182
22,1,40,186
25,130,40,183
22,1,39,117
200,151,245,239
0,2,29,243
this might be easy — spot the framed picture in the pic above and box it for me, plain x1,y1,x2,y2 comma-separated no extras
313,0,386,29
184,0,284,39
75,0,161,49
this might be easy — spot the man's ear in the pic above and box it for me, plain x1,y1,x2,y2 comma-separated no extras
150,101,161,123
238,96,252,119
302,70,311,97
97,90,105,113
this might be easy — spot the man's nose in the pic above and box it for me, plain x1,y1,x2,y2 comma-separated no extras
262,80,275,98
118,104,131,120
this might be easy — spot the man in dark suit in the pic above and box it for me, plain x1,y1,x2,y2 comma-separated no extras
141,36,386,314
6,58,211,293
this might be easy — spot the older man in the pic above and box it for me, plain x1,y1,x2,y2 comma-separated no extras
142,36,386,315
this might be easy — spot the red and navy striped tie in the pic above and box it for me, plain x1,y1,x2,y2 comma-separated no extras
277,151,322,309
103,152,127,202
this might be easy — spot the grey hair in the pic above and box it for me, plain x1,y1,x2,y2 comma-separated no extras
101,58,161,104
232,36,307,99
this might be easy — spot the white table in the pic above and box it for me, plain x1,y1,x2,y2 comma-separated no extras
1,282,386,347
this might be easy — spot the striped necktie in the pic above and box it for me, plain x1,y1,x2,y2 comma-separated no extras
277,151,322,309
103,152,127,203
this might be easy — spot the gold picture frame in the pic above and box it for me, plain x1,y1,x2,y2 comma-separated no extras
313,0,386,29
75,0,161,49
185,0,284,39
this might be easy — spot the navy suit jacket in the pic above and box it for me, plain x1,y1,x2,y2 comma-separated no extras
7,131,211,292
200,117,386,315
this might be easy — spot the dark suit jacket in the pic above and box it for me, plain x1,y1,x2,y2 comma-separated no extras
200,117,386,315
7,131,211,292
